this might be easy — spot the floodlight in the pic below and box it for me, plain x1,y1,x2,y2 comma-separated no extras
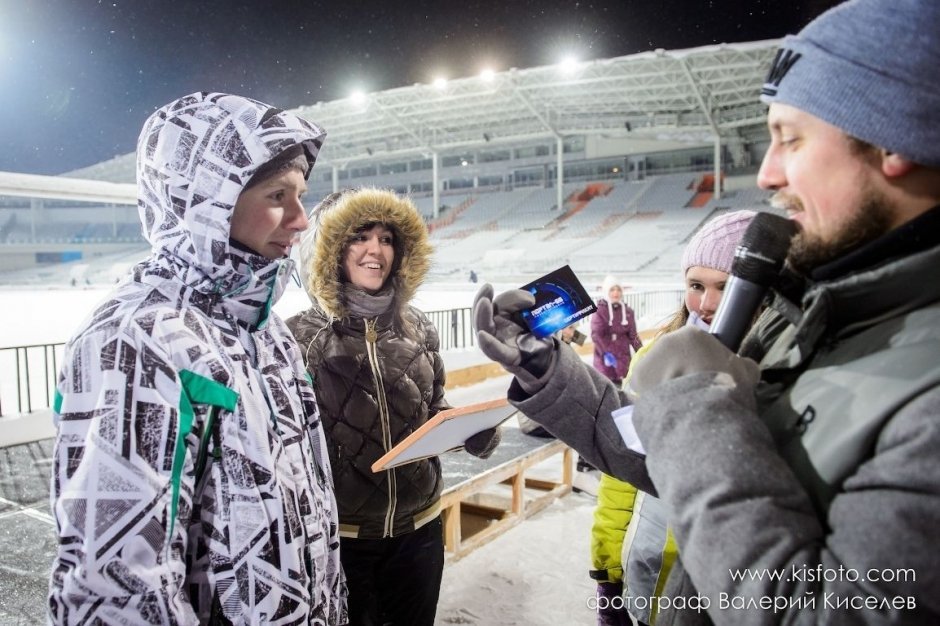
480,68,495,82
433,77,447,90
558,56,578,75
350,90,367,105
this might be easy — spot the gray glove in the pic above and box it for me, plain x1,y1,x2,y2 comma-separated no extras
464,426,501,459
628,325,760,397
472,284,556,394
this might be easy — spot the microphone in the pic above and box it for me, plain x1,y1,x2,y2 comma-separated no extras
709,212,796,351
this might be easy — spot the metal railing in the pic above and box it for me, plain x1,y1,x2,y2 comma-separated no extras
0,292,682,418
0,307,477,418
623,289,684,328
426,307,475,351
0,342,64,417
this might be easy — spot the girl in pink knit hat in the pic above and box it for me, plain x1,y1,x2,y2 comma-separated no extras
590,209,756,626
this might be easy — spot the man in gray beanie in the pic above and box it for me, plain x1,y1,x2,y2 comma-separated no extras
471,0,940,622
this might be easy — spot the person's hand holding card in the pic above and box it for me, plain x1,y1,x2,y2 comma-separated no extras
518,265,597,338
473,284,555,393
473,266,595,394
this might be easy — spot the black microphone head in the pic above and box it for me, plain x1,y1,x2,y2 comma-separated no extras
732,212,797,285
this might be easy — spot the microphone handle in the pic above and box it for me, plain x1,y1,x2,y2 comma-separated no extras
708,275,767,351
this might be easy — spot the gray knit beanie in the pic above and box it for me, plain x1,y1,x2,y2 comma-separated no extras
760,0,940,167
681,210,756,276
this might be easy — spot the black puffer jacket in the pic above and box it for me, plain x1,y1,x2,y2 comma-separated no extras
287,188,449,539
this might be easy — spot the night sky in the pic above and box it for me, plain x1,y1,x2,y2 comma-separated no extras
0,0,843,175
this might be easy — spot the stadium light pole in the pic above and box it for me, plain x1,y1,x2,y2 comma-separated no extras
556,136,564,211
432,152,440,219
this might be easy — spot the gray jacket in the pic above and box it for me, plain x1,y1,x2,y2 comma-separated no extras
511,224,940,623
622,491,671,624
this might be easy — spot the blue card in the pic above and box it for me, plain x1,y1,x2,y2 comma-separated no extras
519,265,597,338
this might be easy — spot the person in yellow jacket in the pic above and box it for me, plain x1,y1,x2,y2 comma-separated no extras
589,210,756,626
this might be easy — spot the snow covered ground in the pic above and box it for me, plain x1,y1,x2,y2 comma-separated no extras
436,488,598,625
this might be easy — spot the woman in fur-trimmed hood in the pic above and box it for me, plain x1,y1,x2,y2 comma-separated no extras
300,187,432,333
287,187,499,626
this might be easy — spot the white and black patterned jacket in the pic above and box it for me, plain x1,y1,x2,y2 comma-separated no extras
48,93,346,625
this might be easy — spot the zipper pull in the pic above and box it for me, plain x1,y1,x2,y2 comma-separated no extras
365,318,378,343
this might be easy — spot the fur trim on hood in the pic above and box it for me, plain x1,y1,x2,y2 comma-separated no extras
298,187,433,327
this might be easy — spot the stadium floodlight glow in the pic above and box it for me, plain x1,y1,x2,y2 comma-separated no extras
350,90,367,105
558,56,579,75
480,68,495,82
433,77,447,90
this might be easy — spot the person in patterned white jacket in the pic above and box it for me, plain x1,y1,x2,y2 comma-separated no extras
48,92,346,625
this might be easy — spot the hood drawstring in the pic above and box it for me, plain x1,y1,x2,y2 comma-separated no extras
606,299,628,326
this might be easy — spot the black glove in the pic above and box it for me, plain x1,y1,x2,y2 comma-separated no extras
464,426,501,459
595,581,630,626
472,284,556,393
627,325,760,397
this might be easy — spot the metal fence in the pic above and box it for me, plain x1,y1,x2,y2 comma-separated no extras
623,289,685,328
0,307,476,418
0,292,682,419
425,307,475,351
0,343,64,418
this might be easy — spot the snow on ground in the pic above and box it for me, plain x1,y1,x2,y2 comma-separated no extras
435,489,598,626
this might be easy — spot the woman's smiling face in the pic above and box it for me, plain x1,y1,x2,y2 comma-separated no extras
343,223,396,292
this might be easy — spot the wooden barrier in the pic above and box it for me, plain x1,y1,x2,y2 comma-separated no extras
439,428,573,561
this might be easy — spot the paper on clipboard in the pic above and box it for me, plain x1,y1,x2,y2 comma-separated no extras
371,398,517,472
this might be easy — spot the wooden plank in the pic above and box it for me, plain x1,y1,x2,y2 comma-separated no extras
562,447,574,486
449,516,524,561
442,502,461,553
461,502,510,520
510,472,523,516
441,439,568,503
521,477,561,491
525,485,571,517
438,429,574,559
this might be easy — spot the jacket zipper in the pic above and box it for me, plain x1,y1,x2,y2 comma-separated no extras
365,317,397,537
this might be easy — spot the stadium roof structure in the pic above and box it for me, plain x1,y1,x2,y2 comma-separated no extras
293,39,781,166
54,39,780,187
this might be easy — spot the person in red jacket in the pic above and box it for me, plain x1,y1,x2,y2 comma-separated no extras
591,276,643,387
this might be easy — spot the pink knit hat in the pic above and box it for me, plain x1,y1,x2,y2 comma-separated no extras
680,210,757,275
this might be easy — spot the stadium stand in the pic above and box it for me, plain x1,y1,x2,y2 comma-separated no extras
2,41,780,287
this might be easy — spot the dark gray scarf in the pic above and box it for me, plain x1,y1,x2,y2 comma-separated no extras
343,283,395,318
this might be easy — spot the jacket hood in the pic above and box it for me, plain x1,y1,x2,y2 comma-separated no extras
601,275,622,298
136,92,326,295
298,188,432,324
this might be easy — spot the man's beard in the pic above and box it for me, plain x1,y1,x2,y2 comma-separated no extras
780,193,895,275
